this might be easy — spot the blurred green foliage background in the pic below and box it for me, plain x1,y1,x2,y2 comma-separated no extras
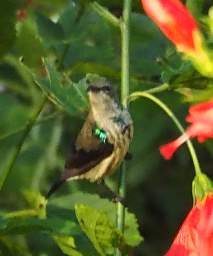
0,0,212,255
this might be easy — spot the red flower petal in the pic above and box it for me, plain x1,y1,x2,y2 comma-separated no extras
159,143,176,160
186,100,213,123
165,194,213,256
160,133,189,159
188,100,213,115
160,100,213,160
140,0,200,53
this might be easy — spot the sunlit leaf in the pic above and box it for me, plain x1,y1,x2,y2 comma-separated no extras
75,204,123,255
22,190,47,218
50,192,143,247
53,236,83,256
176,85,213,103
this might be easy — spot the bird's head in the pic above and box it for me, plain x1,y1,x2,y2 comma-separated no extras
86,74,115,107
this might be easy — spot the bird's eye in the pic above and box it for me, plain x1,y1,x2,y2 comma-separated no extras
87,85,112,93
102,86,111,93
87,85,100,92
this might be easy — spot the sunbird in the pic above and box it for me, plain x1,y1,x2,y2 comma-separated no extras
47,75,133,198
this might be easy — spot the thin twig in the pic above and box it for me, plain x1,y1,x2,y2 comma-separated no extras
0,96,47,190
90,2,120,28
128,92,202,176
143,83,169,94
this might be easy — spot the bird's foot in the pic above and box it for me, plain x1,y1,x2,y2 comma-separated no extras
100,180,126,205
112,195,125,204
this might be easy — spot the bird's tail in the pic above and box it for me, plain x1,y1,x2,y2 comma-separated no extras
46,179,65,199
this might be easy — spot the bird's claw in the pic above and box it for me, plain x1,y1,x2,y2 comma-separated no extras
112,195,125,204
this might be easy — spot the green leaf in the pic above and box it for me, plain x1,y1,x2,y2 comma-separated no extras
67,62,120,82
49,192,143,252
163,64,212,89
0,215,80,237
124,210,143,247
0,236,30,256
53,231,99,256
22,190,47,218
50,192,143,247
58,3,117,69
186,0,205,17
0,205,99,256
0,93,31,136
34,59,89,116
36,13,65,43
130,14,169,77
53,236,83,256
1,55,40,104
75,204,123,256
3,55,35,87
15,18,46,68
176,85,213,103
0,1,22,57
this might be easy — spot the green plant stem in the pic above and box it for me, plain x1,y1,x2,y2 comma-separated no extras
120,0,131,108
0,97,47,190
128,92,202,176
90,2,120,28
116,166,126,231
116,1,131,256
144,83,169,94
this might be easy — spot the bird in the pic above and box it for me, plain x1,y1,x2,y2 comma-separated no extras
46,75,133,198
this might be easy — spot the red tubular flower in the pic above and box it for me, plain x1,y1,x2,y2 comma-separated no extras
160,100,213,160
140,0,200,54
165,194,213,256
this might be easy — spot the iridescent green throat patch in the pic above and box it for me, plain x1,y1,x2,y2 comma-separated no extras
93,127,107,143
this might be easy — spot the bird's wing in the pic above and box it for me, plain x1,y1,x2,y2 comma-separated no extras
47,112,114,198
47,143,113,197
62,143,113,180
46,112,113,198
62,110,114,180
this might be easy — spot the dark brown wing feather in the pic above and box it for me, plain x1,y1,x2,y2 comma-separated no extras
47,142,113,198
62,142,113,180
63,110,114,178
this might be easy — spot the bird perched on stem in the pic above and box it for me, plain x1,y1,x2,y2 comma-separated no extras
47,75,133,198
